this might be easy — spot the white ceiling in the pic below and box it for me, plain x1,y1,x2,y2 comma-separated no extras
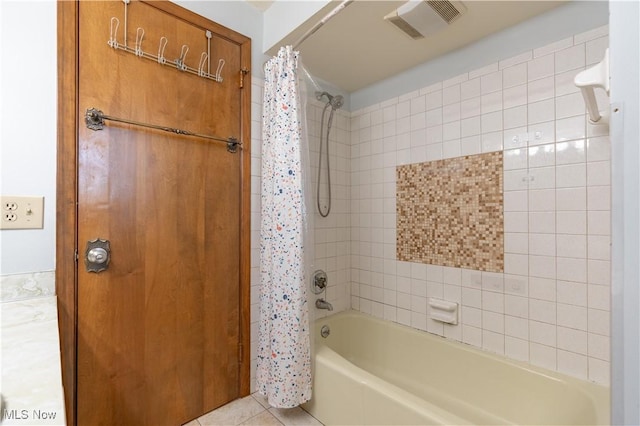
258,0,567,92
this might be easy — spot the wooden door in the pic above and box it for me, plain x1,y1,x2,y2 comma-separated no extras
70,2,250,425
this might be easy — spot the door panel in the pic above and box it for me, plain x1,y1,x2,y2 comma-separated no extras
76,2,246,424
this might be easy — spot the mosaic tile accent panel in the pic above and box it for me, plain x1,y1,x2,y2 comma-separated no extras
396,152,504,272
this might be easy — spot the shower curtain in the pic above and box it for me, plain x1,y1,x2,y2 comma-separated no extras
257,46,312,408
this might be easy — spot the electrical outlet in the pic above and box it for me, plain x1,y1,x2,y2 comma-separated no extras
3,201,18,211
0,196,44,230
3,212,18,222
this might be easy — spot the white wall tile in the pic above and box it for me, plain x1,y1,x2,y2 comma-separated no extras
505,315,529,339
556,92,586,119
556,140,586,165
481,112,503,133
588,211,611,235
588,259,611,286
529,211,555,234
503,84,528,109
557,211,587,235
557,257,587,283
528,55,555,81
529,233,556,257
461,78,481,100
503,106,528,129
555,45,586,74
557,350,588,380
483,330,505,354
557,303,588,331
530,320,556,345
462,325,482,346
529,189,555,212
529,255,556,279
557,187,587,211
505,336,529,361
483,311,505,333
586,36,609,65
557,280,588,307
504,149,528,171
587,161,611,186
442,86,461,108
461,97,481,119
442,139,461,159
529,277,556,301
555,70,582,97
503,62,528,88
530,343,557,370
460,135,481,156
528,121,556,146
556,115,587,142
528,99,555,124
528,144,556,168
482,91,503,114
556,234,587,259
481,71,502,94
505,295,529,318
586,136,610,162
426,91,443,110
588,333,610,361
557,326,588,354
588,235,611,261
528,77,555,102
504,190,527,213
482,131,503,153
442,103,461,123
505,211,529,233
556,163,586,188
505,232,528,254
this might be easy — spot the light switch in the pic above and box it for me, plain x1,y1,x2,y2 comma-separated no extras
1,196,44,229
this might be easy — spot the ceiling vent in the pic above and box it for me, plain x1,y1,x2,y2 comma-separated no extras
384,0,466,40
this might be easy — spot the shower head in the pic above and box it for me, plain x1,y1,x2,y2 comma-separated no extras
316,91,344,110
330,95,344,110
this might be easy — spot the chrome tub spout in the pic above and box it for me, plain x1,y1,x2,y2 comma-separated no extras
316,298,334,311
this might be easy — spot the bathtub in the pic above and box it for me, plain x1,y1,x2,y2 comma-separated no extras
303,310,609,425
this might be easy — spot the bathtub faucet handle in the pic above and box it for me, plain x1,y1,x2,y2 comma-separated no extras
312,270,328,294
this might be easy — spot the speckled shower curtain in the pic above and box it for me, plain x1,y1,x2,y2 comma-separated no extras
257,46,312,408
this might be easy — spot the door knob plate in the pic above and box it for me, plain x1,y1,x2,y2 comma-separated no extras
85,238,111,273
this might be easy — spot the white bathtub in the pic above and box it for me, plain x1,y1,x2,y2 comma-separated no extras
303,310,609,425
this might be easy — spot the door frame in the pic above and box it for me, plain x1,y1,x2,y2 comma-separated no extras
56,3,252,424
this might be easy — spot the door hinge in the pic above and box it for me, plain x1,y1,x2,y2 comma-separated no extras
238,342,244,362
74,249,79,262
239,68,250,89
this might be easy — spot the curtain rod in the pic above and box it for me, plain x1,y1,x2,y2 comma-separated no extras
292,0,355,50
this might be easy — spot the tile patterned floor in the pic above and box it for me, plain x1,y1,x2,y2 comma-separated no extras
184,393,323,426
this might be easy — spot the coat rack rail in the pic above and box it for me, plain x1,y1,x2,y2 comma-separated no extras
85,108,240,153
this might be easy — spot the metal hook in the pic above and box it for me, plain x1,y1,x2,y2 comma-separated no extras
157,36,168,64
215,58,225,82
135,27,145,57
176,45,189,71
108,17,120,48
198,52,209,77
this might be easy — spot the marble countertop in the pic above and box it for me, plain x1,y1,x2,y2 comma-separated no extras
1,296,66,425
